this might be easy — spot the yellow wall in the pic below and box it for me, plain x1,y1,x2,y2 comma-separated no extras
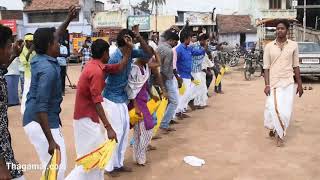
150,15,176,33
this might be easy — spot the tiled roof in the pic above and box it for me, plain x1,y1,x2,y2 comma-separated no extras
24,0,79,11
0,10,23,20
217,15,257,34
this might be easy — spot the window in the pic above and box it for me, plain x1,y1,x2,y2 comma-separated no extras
269,0,282,9
178,12,184,23
28,12,79,23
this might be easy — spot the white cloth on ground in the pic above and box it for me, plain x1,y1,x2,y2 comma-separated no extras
183,156,205,167
133,121,153,165
20,77,31,114
264,84,295,139
23,121,67,180
103,98,130,172
65,118,106,180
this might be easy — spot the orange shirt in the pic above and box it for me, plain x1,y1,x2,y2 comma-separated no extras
263,39,300,89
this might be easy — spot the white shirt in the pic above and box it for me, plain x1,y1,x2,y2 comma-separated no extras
57,45,68,66
6,57,20,75
148,40,158,51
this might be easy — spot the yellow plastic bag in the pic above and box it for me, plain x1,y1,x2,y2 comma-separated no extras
41,149,61,180
129,99,161,125
76,140,116,172
179,83,186,95
153,98,168,136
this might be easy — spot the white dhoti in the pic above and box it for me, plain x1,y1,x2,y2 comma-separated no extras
102,98,130,172
23,121,67,180
192,72,208,107
264,84,295,139
20,77,31,115
13,176,26,180
177,78,196,113
65,118,106,180
133,121,153,165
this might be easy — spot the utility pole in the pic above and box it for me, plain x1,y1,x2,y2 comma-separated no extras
316,16,319,30
303,0,306,41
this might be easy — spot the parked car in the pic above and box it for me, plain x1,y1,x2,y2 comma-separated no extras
298,42,320,77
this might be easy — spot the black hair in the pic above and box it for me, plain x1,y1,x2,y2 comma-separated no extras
117,29,135,47
180,30,191,43
276,19,290,29
0,24,13,48
140,32,149,42
198,34,209,41
163,30,179,41
25,33,33,36
91,39,110,59
33,27,56,54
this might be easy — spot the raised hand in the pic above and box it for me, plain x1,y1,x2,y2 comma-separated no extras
132,24,140,36
124,35,134,49
67,5,79,22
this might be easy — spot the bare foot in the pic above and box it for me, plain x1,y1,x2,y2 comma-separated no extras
116,166,133,172
147,145,157,151
276,136,284,147
136,163,146,167
181,113,190,118
105,171,120,177
269,130,275,138
159,128,170,134
152,135,162,140
170,120,179,125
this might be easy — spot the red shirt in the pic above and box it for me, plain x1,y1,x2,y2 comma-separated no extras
74,59,120,123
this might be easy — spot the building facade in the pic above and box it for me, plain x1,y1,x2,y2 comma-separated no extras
22,0,103,36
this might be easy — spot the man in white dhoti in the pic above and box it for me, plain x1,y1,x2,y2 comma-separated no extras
19,34,35,115
191,34,210,109
263,19,303,147
23,6,78,180
65,39,134,180
102,25,153,176
176,28,206,119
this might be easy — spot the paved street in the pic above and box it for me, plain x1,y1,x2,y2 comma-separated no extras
8,64,320,180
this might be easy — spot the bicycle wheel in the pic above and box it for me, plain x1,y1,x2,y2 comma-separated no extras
228,56,239,67
244,65,252,81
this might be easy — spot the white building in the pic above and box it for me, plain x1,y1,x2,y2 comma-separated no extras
239,0,297,22
22,0,104,35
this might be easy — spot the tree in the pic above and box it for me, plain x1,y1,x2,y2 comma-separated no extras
147,0,166,32
137,0,151,15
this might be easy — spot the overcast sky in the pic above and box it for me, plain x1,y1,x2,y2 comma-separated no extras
0,0,239,15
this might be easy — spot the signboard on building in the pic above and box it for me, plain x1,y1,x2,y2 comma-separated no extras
93,11,126,28
0,20,17,34
128,16,150,31
184,12,213,26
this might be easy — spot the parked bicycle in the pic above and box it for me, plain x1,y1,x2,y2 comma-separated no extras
244,49,264,80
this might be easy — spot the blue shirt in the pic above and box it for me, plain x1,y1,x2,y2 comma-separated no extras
191,42,206,73
23,54,63,129
176,43,205,79
103,48,150,103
